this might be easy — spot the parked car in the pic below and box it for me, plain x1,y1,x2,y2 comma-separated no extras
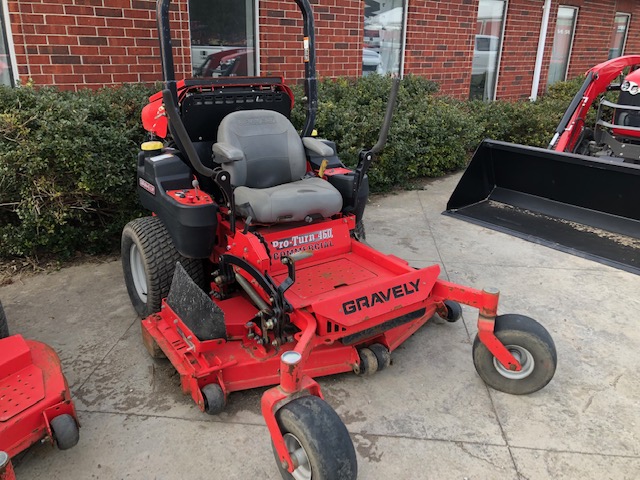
196,48,384,78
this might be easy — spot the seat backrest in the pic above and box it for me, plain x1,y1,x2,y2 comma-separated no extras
217,110,306,188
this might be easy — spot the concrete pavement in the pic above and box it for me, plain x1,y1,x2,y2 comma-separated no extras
2,173,639,479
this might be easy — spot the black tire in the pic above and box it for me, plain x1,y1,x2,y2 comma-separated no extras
472,314,557,395
354,220,366,241
0,301,9,339
355,347,378,376
202,383,226,415
121,216,204,318
50,414,79,450
444,300,462,322
273,396,357,480
369,343,391,371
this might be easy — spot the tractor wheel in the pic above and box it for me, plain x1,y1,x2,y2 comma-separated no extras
50,414,79,450
0,301,9,339
121,216,204,318
369,343,391,371
355,347,378,376
443,300,462,322
273,395,357,480
472,314,557,395
354,220,366,242
202,383,226,415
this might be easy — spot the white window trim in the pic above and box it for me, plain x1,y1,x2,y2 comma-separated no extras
1,0,18,86
559,5,578,82
399,0,409,78
254,0,260,75
490,0,508,101
613,12,631,58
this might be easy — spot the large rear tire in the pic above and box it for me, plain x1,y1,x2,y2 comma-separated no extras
121,216,204,318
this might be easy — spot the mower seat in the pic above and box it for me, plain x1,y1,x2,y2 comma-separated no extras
213,110,343,223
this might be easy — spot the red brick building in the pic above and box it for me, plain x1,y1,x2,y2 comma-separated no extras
0,0,638,100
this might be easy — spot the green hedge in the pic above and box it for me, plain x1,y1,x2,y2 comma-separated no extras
0,84,153,258
0,76,582,261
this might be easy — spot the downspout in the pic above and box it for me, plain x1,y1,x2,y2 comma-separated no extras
530,0,552,101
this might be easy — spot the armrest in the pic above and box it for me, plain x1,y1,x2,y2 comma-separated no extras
212,142,244,163
302,137,334,157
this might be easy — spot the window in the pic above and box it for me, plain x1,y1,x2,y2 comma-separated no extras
470,0,506,101
547,6,578,87
363,0,407,76
0,1,14,87
608,13,630,60
189,0,257,78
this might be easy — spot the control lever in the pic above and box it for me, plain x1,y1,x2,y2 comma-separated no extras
278,251,313,297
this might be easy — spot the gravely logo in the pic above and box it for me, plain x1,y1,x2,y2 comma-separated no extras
271,228,334,260
342,279,421,315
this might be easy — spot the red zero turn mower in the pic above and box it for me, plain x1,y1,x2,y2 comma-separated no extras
0,301,80,472
121,1,557,478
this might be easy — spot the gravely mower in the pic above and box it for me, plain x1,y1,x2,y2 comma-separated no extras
0,301,79,478
121,1,557,478
447,55,640,275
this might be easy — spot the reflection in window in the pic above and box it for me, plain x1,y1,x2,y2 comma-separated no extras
363,0,405,76
470,0,505,101
189,0,256,78
608,13,630,60
547,6,578,87
0,2,14,87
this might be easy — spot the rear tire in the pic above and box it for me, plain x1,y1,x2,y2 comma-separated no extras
121,216,204,318
0,301,9,339
273,396,357,480
50,414,79,450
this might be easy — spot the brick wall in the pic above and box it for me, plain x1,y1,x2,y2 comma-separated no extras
5,0,640,97
495,0,640,101
404,0,478,99
8,0,191,90
258,0,362,81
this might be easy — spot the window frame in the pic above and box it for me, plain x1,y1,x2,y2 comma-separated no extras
1,0,17,87
548,5,579,86
609,12,631,60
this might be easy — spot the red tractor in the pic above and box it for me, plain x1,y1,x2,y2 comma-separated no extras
121,1,557,478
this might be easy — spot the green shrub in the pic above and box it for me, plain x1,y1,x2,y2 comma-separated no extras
0,75,584,262
0,83,154,259
291,75,482,190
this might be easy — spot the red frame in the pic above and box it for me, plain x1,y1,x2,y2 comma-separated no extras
555,54,640,152
0,335,79,459
142,206,521,473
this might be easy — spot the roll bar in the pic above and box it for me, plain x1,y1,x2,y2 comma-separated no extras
155,0,318,139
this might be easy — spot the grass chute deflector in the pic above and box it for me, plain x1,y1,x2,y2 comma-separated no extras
446,55,640,275
121,1,558,478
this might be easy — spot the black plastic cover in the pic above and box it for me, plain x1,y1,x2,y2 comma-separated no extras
137,150,218,259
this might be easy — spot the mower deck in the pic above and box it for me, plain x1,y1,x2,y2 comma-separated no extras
0,335,77,457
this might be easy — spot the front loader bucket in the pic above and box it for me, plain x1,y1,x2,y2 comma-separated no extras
445,140,640,275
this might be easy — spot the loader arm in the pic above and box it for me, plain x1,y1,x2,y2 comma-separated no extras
552,55,640,152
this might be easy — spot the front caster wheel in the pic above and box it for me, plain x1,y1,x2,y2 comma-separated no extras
472,314,557,395
50,414,80,450
202,383,226,415
273,396,357,480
